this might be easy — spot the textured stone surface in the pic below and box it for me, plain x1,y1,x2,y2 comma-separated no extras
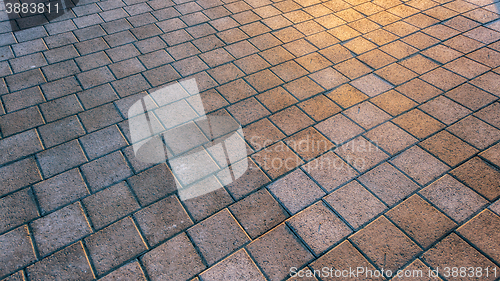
188,209,250,265
141,233,205,281
247,224,313,281
85,218,147,275
2,0,500,279
26,242,93,281
30,202,92,256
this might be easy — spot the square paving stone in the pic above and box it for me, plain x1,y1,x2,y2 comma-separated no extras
268,169,325,214
343,101,391,130
444,57,490,79
199,249,266,281
134,195,193,246
295,52,333,72
308,67,349,90
421,233,498,281
0,106,45,137
297,95,342,122
464,26,500,44
480,142,500,168
474,102,500,129
358,162,420,207
79,125,128,160
319,44,354,65
256,87,298,113
443,34,484,54
334,136,389,172
244,118,286,151
0,157,41,197
85,217,147,275
227,97,270,126
446,83,497,111
99,261,147,281
83,182,140,230
375,63,418,86
244,69,284,92
421,45,462,64
0,226,36,278
188,209,250,265
468,47,500,68
380,40,418,60
420,130,479,167
451,157,500,201
419,175,488,223
314,114,365,145
398,54,439,75
457,209,500,264
287,201,352,255
246,224,313,281
310,240,379,281
420,67,467,91
284,76,324,101
230,188,288,238
357,48,397,69
127,163,178,206
26,242,93,281
259,46,295,66
447,116,500,150
325,180,387,229
33,169,88,215
270,61,309,82
419,96,472,125
223,158,270,200
302,151,359,191
333,58,371,80
0,129,43,166
364,122,417,155
390,145,449,185
491,199,500,216
182,184,234,222
326,84,368,109
284,127,335,161
386,195,456,248
252,141,304,179
0,188,39,234
370,90,417,116
31,202,92,257
393,109,445,139
216,79,257,103
395,78,442,103
141,233,205,281
81,151,133,192
350,216,422,272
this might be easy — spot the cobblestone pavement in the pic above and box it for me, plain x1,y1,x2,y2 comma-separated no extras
1,0,500,278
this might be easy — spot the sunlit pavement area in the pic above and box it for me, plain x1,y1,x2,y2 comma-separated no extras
1,0,500,278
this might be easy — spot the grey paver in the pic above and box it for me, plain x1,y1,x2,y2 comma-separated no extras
30,202,92,256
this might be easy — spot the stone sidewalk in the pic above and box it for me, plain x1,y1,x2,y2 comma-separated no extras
0,0,500,279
